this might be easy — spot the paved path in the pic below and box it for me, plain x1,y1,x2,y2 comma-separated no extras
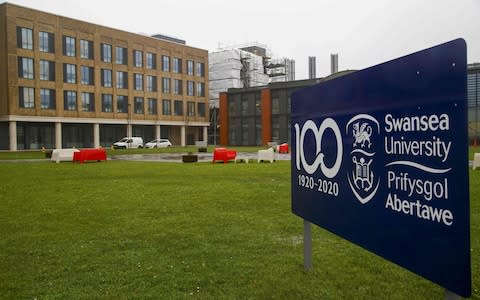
2,155,476,167
110,152,291,163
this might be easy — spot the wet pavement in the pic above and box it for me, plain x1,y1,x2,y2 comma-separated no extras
1,155,476,168
110,152,291,163
0,152,291,163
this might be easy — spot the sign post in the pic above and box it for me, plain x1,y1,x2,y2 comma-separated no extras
303,219,312,270
291,39,471,298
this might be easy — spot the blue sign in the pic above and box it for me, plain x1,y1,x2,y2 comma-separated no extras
291,39,471,297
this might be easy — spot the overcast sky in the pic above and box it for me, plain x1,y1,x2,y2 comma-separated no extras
3,0,479,79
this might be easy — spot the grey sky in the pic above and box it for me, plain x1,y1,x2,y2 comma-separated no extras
3,0,479,79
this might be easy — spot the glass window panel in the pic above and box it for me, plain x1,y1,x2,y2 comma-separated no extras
64,91,77,111
134,97,144,114
64,36,76,56
17,27,33,50
117,95,128,113
148,98,157,115
162,55,170,72
102,94,113,112
102,44,112,62
134,50,143,67
19,87,35,108
162,99,171,115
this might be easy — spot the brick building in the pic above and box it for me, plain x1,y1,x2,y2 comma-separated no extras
0,3,209,150
219,71,355,146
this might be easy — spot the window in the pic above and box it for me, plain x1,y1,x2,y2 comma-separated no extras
187,80,194,96
187,101,195,116
117,95,128,113
63,36,76,56
196,82,205,97
134,97,144,114
241,98,249,115
134,73,143,90
116,46,127,64
39,60,55,81
147,98,157,115
146,53,156,69
198,102,206,117
64,91,77,111
63,64,76,83
101,44,112,62
19,87,34,108
134,50,143,67
468,73,480,108
17,27,33,50
196,62,205,77
174,100,183,116
162,99,171,115
101,69,112,87
162,77,170,94
80,39,94,59
81,92,95,112
102,94,113,112
173,57,182,73
81,66,94,85
116,71,128,89
146,75,157,92
40,89,56,109
271,97,280,114
255,95,261,114
174,79,182,95
162,55,170,72
39,31,54,53
18,57,34,79
187,60,194,75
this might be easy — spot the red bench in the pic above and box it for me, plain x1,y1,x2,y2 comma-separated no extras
73,148,107,163
212,148,237,164
278,143,289,154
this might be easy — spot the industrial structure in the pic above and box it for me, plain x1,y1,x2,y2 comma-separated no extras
0,3,209,150
331,53,338,74
308,56,316,79
208,43,295,144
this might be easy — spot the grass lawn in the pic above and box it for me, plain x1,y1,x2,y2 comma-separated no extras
0,161,478,299
470,145,480,160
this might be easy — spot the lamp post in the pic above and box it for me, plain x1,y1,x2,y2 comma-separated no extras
213,107,217,146
127,103,132,137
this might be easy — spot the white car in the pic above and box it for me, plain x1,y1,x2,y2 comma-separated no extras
112,137,143,149
145,139,172,148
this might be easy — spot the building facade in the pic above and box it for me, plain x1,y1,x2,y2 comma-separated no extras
221,63,480,147
219,72,355,146
0,3,209,150
468,63,480,145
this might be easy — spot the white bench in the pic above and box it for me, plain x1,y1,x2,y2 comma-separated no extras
51,148,80,163
258,147,275,163
235,156,250,163
267,142,278,149
195,141,208,152
473,153,480,170
195,141,207,148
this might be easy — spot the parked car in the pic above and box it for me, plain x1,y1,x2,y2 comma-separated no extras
112,137,144,149
145,139,172,148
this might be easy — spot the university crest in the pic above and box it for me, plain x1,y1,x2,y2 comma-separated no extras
346,114,380,204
